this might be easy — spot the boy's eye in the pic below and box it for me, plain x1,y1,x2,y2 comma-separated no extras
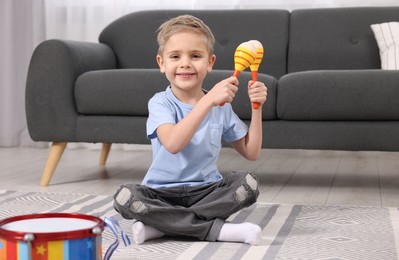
192,54,202,59
170,55,179,59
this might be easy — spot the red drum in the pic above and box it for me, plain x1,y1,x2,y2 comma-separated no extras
0,213,105,260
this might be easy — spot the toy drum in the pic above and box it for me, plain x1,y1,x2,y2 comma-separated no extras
0,213,105,260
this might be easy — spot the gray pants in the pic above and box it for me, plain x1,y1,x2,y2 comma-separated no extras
113,171,259,242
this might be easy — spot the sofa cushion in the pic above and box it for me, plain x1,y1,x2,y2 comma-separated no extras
288,7,399,73
277,70,399,120
371,21,399,70
75,69,168,116
99,9,290,79
75,69,277,120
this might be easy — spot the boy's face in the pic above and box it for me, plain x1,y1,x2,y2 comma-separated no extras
157,31,216,95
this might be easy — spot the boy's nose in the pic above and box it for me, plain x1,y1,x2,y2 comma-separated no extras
180,57,191,67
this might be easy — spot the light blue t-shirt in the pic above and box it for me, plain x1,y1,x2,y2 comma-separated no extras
142,86,248,188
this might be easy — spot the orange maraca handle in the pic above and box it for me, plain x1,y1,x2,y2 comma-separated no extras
233,70,241,78
251,71,260,110
248,40,264,110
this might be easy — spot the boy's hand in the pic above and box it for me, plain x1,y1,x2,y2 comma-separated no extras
248,81,267,108
206,76,239,106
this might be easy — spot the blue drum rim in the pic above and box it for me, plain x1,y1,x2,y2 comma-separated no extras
0,213,105,241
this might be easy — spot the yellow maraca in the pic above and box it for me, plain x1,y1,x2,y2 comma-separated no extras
221,41,256,106
233,41,257,77
248,40,264,109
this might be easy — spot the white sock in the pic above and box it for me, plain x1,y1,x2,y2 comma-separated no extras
132,221,165,245
217,222,262,245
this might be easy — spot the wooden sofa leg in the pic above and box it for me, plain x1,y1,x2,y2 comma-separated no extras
99,143,112,166
40,142,67,187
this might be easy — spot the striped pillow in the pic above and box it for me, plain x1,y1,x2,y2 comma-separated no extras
371,22,399,70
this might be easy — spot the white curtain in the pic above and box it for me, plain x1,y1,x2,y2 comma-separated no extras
44,0,399,42
0,0,46,147
1,0,399,147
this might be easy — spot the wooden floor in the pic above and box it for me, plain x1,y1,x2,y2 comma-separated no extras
1,146,399,207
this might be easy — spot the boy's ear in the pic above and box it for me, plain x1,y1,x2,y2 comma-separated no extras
207,54,216,72
156,54,166,73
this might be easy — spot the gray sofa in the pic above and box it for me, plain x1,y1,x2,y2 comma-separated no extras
26,7,399,185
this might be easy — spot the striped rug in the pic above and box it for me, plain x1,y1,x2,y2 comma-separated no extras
1,190,399,259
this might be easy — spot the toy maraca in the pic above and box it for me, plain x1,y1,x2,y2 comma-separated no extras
221,41,256,106
248,40,264,109
233,41,257,77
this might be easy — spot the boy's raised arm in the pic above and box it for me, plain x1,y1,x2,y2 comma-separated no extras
157,77,239,154
231,80,267,160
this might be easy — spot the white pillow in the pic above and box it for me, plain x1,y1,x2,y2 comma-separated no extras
370,22,399,70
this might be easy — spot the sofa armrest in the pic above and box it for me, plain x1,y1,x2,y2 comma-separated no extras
26,39,116,142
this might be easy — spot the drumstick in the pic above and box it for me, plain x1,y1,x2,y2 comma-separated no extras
221,41,256,106
248,40,264,109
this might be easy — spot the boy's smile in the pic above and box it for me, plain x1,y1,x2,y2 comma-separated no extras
176,72,195,79
157,31,216,104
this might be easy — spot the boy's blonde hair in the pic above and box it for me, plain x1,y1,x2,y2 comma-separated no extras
157,15,215,56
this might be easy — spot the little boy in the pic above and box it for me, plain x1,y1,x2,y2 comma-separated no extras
114,14,267,245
